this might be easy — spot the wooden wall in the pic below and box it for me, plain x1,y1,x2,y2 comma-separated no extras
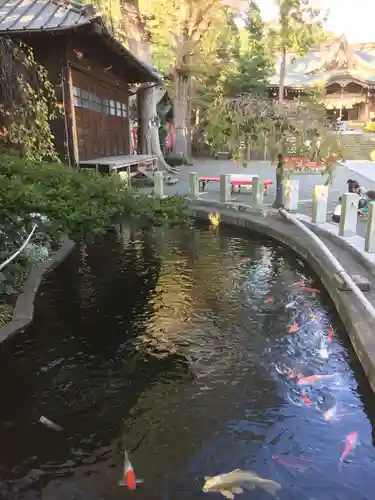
15,27,139,163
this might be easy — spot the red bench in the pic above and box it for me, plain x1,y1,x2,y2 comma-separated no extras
199,177,273,194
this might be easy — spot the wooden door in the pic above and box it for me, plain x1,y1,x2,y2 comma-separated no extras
71,69,130,161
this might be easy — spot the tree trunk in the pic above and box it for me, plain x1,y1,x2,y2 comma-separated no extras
278,45,287,103
123,0,178,174
138,86,151,155
273,157,285,208
246,136,251,161
173,72,189,162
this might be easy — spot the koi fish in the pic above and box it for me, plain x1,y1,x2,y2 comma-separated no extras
285,301,297,309
202,469,281,499
286,321,299,333
38,416,63,432
238,258,251,263
208,213,220,227
266,296,275,304
289,282,305,287
302,287,321,295
324,405,337,421
339,432,358,468
301,394,312,406
272,455,312,473
118,448,143,489
319,339,329,360
327,327,335,342
297,374,332,386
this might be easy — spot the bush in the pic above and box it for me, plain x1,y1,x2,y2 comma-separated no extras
0,151,127,240
0,151,191,241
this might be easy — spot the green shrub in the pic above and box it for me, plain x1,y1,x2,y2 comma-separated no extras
0,152,191,240
0,151,127,240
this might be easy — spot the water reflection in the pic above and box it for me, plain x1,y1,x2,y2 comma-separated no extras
0,224,374,499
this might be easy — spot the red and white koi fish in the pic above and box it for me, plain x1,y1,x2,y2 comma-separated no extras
339,432,358,468
272,455,312,473
118,448,143,489
266,296,275,304
238,257,251,263
286,321,299,333
288,282,306,287
327,327,335,342
297,374,332,386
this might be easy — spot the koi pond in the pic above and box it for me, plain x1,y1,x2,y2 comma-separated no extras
0,224,374,500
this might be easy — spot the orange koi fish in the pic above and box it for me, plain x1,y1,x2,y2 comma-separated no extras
327,327,335,342
238,257,251,263
118,447,143,489
339,432,358,468
300,394,312,406
286,321,299,333
297,374,332,386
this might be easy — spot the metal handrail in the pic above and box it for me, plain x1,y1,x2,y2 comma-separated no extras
279,208,375,321
0,224,37,272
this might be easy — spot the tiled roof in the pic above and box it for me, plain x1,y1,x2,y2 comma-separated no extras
269,37,375,88
0,0,97,33
0,0,162,83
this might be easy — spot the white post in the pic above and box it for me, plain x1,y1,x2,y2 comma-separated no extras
312,185,328,224
365,201,375,252
252,176,264,205
339,193,358,237
154,171,164,198
188,172,199,198
284,179,299,211
220,174,231,203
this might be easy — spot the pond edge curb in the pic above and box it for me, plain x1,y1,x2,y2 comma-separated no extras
191,200,375,394
0,236,76,343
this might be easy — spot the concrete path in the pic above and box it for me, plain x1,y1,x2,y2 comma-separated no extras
157,158,367,235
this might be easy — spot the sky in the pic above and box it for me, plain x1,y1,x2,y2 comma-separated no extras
257,0,375,43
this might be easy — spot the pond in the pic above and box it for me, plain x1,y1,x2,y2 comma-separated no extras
0,223,374,500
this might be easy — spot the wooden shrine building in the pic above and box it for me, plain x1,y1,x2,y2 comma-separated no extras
0,0,161,165
269,36,375,124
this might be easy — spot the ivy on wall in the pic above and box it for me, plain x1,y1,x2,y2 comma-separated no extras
0,37,59,163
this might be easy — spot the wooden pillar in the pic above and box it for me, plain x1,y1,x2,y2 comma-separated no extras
62,63,79,165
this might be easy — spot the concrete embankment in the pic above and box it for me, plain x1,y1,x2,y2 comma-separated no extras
191,200,375,394
0,237,75,343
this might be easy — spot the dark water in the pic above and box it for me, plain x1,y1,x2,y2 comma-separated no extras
0,224,375,500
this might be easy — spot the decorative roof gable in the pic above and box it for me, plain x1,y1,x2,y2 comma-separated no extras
270,36,375,88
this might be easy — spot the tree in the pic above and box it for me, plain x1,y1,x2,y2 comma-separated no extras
268,0,326,102
205,91,342,205
139,0,232,161
223,1,272,97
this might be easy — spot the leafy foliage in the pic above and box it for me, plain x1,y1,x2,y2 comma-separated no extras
0,38,59,163
222,1,272,97
205,92,342,165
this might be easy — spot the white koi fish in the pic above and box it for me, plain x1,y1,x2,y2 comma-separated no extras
202,469,281,499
